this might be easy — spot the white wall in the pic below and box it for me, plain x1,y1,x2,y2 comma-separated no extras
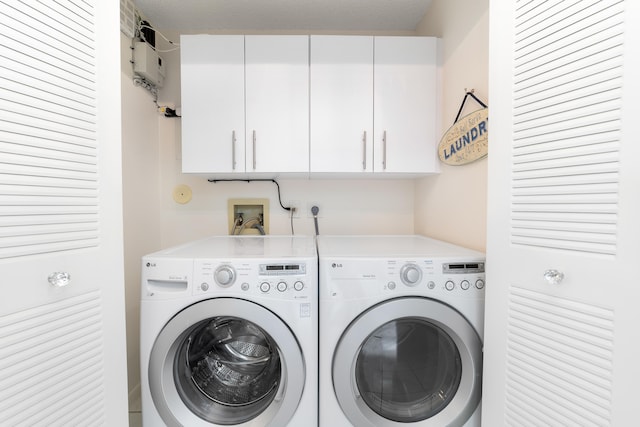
120,33,162,409
415,0,489,252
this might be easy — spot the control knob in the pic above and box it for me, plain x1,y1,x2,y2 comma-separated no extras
259,282,271,293
277,281,288,292
400,264,422,286
214,265,236,287
293,281,304,291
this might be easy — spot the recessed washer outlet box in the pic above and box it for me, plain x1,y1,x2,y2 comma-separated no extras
228,198,269,235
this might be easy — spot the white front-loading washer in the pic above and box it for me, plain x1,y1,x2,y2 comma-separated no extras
140,235,317,426
317,235,485,427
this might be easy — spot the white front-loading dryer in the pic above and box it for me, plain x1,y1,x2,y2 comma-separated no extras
140,235,317,426
318,235,485,427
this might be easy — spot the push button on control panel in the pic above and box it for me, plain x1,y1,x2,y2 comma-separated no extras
259,282,271,293
277,281,288,292
445,280,455,291
293,281,304,291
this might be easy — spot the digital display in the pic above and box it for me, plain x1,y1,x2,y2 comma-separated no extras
443,262,485,274
260,263,306,275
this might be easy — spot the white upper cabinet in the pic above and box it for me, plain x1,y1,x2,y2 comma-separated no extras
181,35,308,176
245,36,309,174
374,37,439,175
309,36,439,176
181,35,439,177
310,36,374,174
181,35,245,174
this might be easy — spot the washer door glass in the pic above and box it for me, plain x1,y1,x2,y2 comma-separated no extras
332,297,482,427
174,316,281,424
355,318,462,422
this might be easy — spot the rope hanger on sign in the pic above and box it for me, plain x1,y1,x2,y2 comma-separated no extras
453,89,488,124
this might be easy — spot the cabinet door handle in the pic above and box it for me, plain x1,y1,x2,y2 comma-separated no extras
252,130,257,170
362,131,367,170
543,269,565,285
231,130,236,170
382,130,387,170
48,271,71,288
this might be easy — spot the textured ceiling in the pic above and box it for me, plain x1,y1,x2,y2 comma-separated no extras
133,0,433,33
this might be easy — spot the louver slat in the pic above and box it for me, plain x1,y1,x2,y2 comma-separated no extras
0,291,106,426
0,1,99,260
506,286,614,426
510,0,623,257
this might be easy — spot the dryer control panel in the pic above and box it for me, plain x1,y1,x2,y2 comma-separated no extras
320,257,485,300
386,259,485,294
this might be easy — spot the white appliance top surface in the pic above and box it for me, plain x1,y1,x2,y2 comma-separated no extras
317,235,484,259
147,235,316,259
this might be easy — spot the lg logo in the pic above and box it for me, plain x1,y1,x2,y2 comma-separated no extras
146,262,156,267
331,263,343,268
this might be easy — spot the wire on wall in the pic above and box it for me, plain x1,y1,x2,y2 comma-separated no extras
208,179,296,234
208,179,293,212
289,206,295,235
136,16,180,53
130,11,180,103
132,75,158,100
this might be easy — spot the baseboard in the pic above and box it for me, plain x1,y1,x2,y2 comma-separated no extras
128,383,142,412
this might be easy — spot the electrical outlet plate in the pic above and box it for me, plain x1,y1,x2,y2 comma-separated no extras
287,201,301,218
228,198,269,235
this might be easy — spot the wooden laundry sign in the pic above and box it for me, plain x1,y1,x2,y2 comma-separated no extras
438,91,488,166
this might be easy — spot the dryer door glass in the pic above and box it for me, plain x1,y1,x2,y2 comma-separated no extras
354,318,462,422
173,316,282,424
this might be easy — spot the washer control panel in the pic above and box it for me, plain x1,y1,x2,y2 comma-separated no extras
194,259,313,298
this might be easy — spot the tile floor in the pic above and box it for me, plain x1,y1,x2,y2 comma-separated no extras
129,412,142,427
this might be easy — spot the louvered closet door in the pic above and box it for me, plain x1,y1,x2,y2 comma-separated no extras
484,1,640,426
0,2,127,426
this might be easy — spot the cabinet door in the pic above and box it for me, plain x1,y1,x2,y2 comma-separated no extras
374,37,439,174
310,36,374,174
181,35,245,173
245,36,309,174
484,1,639,425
